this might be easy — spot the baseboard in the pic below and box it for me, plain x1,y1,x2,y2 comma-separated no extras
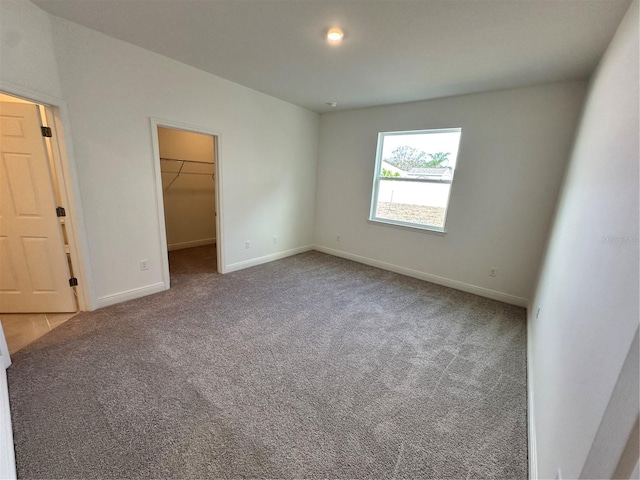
95,282,168,309
312,245,529,307
527,305,538,480
167,238,215,251
225,245,314,273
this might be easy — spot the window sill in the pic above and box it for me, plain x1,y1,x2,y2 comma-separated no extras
368,217,447,236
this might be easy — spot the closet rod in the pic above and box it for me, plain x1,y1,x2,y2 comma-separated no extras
162,157,215,191
162,171,213,176
160,157,213,165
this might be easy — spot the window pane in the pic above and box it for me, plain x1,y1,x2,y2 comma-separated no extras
376,179,450,228
371,128,462,231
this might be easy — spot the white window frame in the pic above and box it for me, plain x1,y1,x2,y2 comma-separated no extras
369,128,462,233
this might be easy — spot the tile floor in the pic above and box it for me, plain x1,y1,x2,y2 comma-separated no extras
0,312,77,355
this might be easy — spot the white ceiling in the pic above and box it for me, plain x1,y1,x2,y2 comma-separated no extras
32,0,632,113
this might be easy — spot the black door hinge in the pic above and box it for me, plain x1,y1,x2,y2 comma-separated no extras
41,126,52,137
69,277,78,287
56,206,66,217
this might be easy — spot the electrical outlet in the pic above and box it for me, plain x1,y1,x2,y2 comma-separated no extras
245,240,251,249
273,236,278,244
490,267,498,277
336,234,341,242
140,260,149,271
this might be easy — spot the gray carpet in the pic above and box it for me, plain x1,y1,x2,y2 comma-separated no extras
8,247,528,479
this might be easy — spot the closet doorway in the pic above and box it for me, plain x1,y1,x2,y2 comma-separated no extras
156,125,220,281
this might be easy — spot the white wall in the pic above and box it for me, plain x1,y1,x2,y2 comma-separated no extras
47,14,318,305
529,1,639,478
158,128,216,250
0,0,62,99
314,82,587,304
0,0,96,312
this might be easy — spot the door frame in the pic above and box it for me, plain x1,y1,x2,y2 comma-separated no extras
150,118,225,287
0,80,95,311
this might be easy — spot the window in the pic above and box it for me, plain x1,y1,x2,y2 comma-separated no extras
369,128,462,232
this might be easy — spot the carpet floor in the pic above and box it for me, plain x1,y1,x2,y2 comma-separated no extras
8,248,528,479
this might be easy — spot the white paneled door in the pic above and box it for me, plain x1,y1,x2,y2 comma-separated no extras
0,102,76,312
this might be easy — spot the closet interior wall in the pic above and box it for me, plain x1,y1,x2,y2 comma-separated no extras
158,127,216,251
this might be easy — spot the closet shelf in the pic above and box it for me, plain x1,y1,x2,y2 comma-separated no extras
160,157,213,165
162,171,213,176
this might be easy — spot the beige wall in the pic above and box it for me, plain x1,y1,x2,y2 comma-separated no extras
158,127,216,250
158,127,215,164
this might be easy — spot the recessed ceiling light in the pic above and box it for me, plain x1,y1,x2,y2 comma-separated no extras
326,27,344,43
326,102,338,108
